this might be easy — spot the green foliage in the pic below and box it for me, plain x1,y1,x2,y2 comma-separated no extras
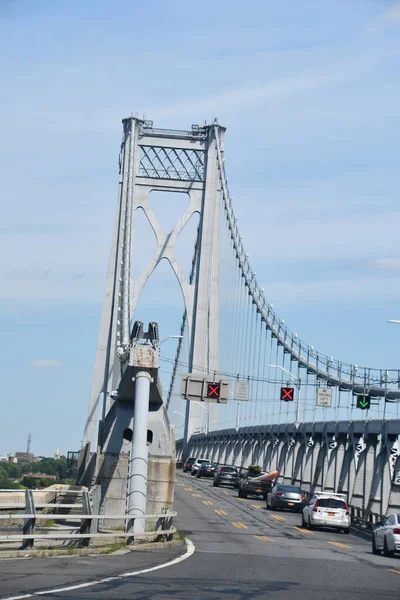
0,456,77,489
0,466,21,489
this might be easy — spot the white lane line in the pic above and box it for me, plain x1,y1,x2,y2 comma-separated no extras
1,539,195,600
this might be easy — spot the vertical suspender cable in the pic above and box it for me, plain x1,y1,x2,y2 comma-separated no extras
121,118,135,352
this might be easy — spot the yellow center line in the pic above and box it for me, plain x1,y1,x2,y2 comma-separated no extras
328,541,352,549
184,488,192,492
253,535,275,542
232,521,248,529
202,500,213,506
192,493,201,498
388,569,400,575
223,491,230,495
271,514,285,521
251,504,261,509
237,498,245,502
294,527,314,535
219,509,228,515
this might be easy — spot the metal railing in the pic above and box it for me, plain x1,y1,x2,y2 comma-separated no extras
0,488,176,549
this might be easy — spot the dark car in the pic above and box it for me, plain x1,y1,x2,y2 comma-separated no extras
238,466,273,499
213,466,239,488
266,484,306,512
183,456,197,473
196,462,216,478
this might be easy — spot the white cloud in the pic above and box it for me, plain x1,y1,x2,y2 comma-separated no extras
31,359,61,368
375,258,400,270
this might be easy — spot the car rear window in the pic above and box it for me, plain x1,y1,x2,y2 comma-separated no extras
248,470,266,478
318,498,346,509
198,459,209,464
277,485,302,494
221,467,236,473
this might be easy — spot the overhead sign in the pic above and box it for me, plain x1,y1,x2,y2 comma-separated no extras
234,381,249,402
280,387,294,402
180,373,230,404
356,395,371,410
316,388,332,408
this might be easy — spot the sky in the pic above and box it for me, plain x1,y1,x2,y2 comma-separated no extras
0,0,400,456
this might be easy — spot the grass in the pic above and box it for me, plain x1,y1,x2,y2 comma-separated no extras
41,519,56,528
100,542,128,554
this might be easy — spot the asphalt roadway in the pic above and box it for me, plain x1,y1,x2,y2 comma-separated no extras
1,471,400,599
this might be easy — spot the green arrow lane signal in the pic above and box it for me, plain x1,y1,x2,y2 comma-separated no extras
356,395,371,410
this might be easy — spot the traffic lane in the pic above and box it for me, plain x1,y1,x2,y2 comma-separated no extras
36,477,400,600
176,476,367,562
0,545,185,600
177,472,400,568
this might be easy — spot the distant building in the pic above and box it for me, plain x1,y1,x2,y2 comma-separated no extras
0,455,8,462
25,473,57,481
15,452,34,462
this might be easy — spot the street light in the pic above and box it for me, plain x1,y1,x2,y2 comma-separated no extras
268,364,301,427
157,335,183,346
191,400,209,434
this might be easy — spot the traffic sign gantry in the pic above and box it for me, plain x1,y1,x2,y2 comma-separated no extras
356,395,371,410
180,373,230,404
280,387,294,402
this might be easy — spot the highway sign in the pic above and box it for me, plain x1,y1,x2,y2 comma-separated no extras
280,387,294,402
316,388,332,408
180,373,230,404
234,381,249,401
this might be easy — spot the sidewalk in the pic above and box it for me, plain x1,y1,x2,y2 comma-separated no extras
0,541,186,599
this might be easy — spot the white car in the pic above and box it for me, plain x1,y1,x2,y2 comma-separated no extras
191,458,210,476
302,492,350,534
372,513,400,557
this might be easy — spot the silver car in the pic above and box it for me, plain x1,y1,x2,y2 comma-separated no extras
191,458,210,476
302,492,350,533
372,513,400,557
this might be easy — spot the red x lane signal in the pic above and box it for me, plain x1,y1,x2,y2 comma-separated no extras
280,387,294,402
206,383,220,399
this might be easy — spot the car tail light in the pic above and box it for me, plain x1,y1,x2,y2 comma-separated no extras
301,494,306,500
276,492,282,497
345,503,349,516
393,528,400,535
313,500,319,512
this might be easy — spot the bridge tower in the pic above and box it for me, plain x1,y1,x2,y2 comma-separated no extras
79,117,225,510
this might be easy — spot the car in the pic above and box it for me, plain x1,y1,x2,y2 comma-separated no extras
302,492,350,533
191,458,210,476
266,484,306,512
183,456,197,473
238,465,273,499
372,513,400,557
196,462,216,478
213,465,239,488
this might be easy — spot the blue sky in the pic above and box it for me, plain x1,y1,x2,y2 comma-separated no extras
1,0,400,456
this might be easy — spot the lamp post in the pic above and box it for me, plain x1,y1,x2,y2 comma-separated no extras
268,364,301,427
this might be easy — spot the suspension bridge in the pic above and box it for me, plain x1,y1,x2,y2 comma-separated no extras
78,116,400,524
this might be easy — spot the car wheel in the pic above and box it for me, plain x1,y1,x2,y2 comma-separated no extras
238,488,243,498
343,528,350,535
372,535,380,555
301,513,306,527
242,491,248,499
197,473,201,478
191,471,195,476
213,480,218,487
307,517,313,530
384,537,395,558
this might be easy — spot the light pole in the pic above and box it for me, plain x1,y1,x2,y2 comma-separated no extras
157,335,183,347
268,364,301,427
191,401,209,434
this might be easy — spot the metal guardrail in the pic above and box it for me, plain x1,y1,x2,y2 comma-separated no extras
0,488,176,549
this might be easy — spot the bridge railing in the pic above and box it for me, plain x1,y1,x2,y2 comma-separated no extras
0,488,176,549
